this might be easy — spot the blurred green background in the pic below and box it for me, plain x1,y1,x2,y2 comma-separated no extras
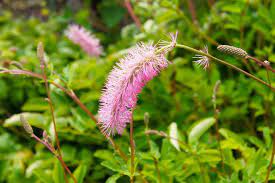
0,0,274,182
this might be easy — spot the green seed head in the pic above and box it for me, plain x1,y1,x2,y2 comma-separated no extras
217,45,248,58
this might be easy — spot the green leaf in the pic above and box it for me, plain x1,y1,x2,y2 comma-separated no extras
101,160,121,172
149,140,161,159
26,160,54,183
61,145,76,162
21,97,48,111
106,174,122,183
100,3,125,28
94,150,114,161
188,117,215,144
262,127,271,148
4,112,46,128
69,164,87,183
53,160,65,183
33,169,54,183
26,160,44,178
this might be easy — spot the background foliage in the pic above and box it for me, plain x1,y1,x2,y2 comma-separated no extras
0,0,274,182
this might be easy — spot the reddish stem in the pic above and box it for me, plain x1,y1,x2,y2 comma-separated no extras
246,56,275,73
124,0,141,29
1,69,128,162
31,134,76,182
187,0,198,25
130,114,135,183
40,60,76,182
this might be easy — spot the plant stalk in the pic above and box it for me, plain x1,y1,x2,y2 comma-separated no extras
31,134,76,183
130,116,135,183
175,44,275,91
42,74,77,183
0,69,128,162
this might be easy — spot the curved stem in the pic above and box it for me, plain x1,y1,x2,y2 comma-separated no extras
130,116,135,183
246,56,275,73
175,44,275,91
0,69,128,162
39,53,72,182
124,0,142,29
31,134,76,182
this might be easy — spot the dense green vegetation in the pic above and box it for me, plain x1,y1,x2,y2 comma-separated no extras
0,0,274,182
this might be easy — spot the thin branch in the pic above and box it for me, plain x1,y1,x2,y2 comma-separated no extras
0,69,128,162
153,157,162,183
246,56,275,73
175,44,275,91
130,113,135,183
124,0,142,29
31,134,75,182
37,42,75,183
145,130,190,151
0,69,43,79
187,0,198,25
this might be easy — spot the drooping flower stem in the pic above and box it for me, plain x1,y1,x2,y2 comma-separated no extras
130,115,135,183
31,133,76,182
124,0,142,29
37,42,72,182
246,55,275,73
175,43,275,91
0,68,128,162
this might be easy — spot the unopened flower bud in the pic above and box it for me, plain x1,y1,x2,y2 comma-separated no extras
20,114,33,135
217,45,248,58
264,60,270,66
37,42,45,66
43,130,47,139
144,112,150,126
42,130,52,144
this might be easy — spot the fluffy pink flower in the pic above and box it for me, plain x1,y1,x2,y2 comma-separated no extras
98,33,177,136
65,24,102,57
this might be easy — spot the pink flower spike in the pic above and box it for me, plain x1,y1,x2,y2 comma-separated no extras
65,24,102,57
98,34,177,136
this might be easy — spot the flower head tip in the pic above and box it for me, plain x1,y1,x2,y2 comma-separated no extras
65,24,102,57
98,33,177,136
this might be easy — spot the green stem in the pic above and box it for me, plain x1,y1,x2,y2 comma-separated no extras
130,116,135,183
175,44,275,91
